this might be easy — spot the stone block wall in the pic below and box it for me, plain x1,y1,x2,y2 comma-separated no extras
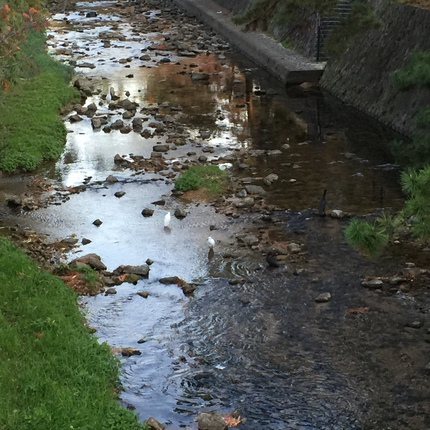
319,0,430,138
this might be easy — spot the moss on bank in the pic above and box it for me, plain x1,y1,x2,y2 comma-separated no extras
0,31,80,172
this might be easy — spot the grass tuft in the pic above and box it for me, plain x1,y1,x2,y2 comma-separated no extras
175,165,228,196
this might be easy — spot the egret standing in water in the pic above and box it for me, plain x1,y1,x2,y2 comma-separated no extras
105,87,113,104
164,211,171,230
207,236,215,249
207,236,215,259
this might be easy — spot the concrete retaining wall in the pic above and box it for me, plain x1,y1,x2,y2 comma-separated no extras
320,0,430,138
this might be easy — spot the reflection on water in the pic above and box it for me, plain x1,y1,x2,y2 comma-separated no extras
1,1,420,429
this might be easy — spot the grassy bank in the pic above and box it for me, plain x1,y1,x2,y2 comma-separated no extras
0,238,147,430
0,30,80,172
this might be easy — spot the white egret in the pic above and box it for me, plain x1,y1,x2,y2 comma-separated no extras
106,87,112,104
207,236,215,249
164,212,171,229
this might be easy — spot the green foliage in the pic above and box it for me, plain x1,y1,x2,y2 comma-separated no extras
71,264,99,291
346,165,430,256
175,165,228,196
0,237,147,430
344,218,389,258
325,1,381,58
391,51,430,91
400,166,430,239
0,0,48,87
0,31,79,172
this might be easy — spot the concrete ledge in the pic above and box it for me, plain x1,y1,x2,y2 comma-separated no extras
172,0,325,85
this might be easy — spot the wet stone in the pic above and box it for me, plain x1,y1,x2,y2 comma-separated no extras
114,191,126,198
105,288,117,295
141,208,154,217
82,238,92,245
315,292,332,303
361,279,384,289
137,291,149,298
145,417,165,430
93,219,103,227
153,144,170,152
195,412,227,430
105,175,118,183
69,114,83,123
406,320,423,329
174,208,187,219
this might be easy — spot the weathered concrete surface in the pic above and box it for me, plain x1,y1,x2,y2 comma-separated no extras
172,0,324,85
320,0,430,138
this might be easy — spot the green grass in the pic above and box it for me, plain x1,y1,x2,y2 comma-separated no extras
0,31,80,172
0,237,148,430
175,165,228,196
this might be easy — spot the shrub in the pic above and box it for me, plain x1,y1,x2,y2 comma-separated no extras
391,51,430,91
344,218,389,258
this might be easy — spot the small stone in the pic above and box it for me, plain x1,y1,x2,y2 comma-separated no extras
114,191,126,198
120,347,141,357
146,258,154,265
82,238,92,245
315,292,331,303
105,288,117,295
137,338,147,344
145,417,165,430
406,320,423,329
93,219,103,226
361,279,384,289
195,412,227,430
330,209,346,219
174,208,187,219
141,208,154,217
137,291,149,298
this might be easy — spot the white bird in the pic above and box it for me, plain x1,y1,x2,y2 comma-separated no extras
164,212,171,228
106,87,112,104
207,236,215,249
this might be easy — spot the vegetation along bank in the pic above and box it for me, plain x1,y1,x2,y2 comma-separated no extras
0,1,148,428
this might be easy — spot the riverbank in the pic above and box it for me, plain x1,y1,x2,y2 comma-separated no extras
0,238,147,429
0,16,149,430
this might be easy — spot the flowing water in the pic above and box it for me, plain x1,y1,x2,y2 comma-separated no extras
2,1,430,429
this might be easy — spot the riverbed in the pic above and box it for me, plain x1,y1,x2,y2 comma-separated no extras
2,0,430,429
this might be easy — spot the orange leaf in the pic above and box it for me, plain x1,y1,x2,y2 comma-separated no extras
346,306,369,314
4,4,10,12
224,413,242,427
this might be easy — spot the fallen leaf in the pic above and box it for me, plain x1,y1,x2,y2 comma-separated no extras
346,306,369,314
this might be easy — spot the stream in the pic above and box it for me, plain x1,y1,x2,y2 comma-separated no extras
1,0,430,429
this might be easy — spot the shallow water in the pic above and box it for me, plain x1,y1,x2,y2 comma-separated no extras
2,1,429,429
